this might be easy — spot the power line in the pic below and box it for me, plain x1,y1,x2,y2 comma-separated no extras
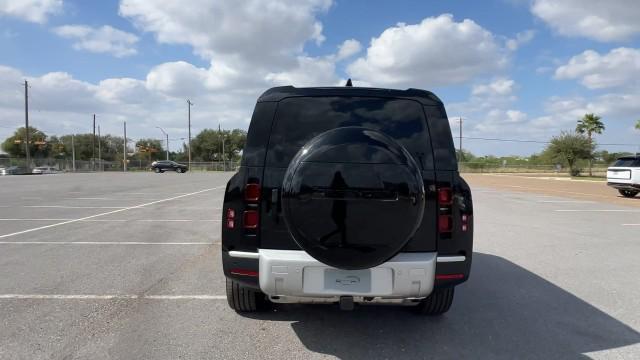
462,136,638,147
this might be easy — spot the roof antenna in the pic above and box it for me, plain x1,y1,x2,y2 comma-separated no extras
345,78,353,87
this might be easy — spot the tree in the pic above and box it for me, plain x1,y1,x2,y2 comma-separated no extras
576,113,605,176
191,128,247,162
544,132,594,176
1,127,49,158
635,119,640,131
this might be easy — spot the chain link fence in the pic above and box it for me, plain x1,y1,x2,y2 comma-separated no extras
0,157,240,172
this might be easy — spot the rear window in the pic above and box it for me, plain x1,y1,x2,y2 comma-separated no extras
265,97,434,169
613,158,640,167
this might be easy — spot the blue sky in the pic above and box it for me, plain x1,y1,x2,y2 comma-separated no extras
1,0,639,156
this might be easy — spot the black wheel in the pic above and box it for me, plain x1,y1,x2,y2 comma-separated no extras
414,287,455,316
154,168,161,173
226,279,270,312
618,189,639,198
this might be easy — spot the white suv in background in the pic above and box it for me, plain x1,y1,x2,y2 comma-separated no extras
607,156,640,198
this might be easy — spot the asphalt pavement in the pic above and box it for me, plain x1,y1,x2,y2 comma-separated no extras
0,172,638,359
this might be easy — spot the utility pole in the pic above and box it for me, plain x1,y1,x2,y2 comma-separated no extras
187,100,193,170
458,117,463,162
92,114,96,171
71,134,76,172
123,121,127,172
156,126,169,160
24,80,30,171
98,125,101,171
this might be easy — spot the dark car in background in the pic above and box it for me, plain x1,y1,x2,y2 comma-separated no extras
151,160,188,173
0,166,29,176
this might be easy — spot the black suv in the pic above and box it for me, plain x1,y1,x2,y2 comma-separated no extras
222,86,473,315
151,160,188,173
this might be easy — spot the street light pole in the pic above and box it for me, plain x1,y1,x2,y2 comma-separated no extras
24,80,30,171
123,121,127,172
187,100,193,170
156,126,169,160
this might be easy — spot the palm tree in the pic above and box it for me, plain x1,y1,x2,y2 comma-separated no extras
576,113,605,176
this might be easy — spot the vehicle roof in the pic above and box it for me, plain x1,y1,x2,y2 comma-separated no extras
617,155,640,160
257,86,443,106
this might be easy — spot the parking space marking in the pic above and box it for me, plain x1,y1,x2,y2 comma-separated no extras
0,294,226,300
0,187,221,239
0,219,219,222
622,224,640,226
555,209,640,212
24,205,127,209
538,200,595,203
0,241,217,245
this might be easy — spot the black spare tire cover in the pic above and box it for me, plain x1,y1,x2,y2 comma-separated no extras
282,127,425,270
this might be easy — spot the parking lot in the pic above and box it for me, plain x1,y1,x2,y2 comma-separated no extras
0,172,639,359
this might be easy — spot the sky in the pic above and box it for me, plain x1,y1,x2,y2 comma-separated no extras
1,0,639,156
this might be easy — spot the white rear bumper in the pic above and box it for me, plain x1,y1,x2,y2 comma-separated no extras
255,249,437,299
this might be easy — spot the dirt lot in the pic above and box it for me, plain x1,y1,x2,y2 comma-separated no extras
463,173,640,208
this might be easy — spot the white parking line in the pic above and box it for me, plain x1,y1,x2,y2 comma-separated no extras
0,242,216,245
538,200,595,203
0,294,226,300
0,187,221,239
0,219,219,222
622,224,640,226
555,209,640,212
24,205,126,209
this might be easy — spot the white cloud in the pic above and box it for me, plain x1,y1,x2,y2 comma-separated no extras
471,78,516,98
119,0,331,65
265,56,339,86
555,47,640,89
53,25,139,58
336,39,362,61
347,14,508,88
506,30,535,51
531,0,640,42
0,0,62,23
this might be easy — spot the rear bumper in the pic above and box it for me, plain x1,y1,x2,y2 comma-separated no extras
225,249,469,300
607,182,640,191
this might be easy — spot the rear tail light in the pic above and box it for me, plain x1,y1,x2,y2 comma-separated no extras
438,214,453,233
243,210,259,229
438,188,452,206
230,268,258,277
244,183,261,202
226,208,235,229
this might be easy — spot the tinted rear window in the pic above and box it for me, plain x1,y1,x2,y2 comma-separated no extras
266,97,434,169
613,158,640,167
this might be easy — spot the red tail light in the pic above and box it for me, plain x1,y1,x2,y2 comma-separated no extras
438,187,452,205
230,268,258,277
243,210,259,229
438,214,452,233
226,208,235,229
245,183,261,202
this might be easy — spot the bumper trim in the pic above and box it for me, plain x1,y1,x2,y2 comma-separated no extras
258,249,437,298
228,250,259,259
437,255,466,263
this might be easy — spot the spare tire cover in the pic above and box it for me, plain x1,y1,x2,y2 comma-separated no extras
282,127,425,270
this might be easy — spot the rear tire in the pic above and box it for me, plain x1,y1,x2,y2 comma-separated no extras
619,189,639,198
414,287,455,316
226,279,270,312
154,168,160,173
